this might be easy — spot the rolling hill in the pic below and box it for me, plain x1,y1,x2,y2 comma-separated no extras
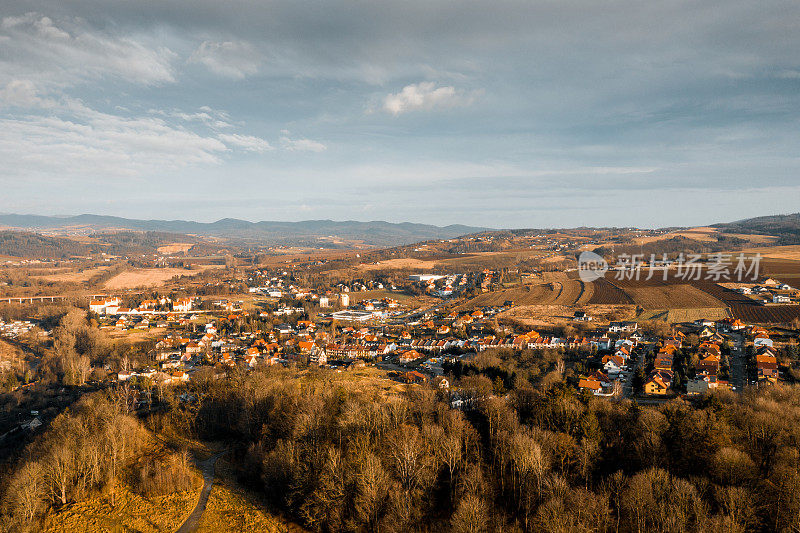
0,214,489,247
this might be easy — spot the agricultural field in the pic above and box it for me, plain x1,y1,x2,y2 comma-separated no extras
355,257,437,272
729,304,800,324
587,278,634,304
157,243,195,254
500,303,635,328
757,257,800,282
637,307,730,323
609,279,726,309
691,280,765,307
740,246,800,261
634,226,720,244
456,279,590,310
103,266,217,289
343,289,434,307
31,265,112,283
634,226,777,245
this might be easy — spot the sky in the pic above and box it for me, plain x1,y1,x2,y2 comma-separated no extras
0,0,799,229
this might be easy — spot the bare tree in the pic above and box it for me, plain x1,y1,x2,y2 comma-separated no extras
7,460,45,522
450,493,488,533
43,441,73,506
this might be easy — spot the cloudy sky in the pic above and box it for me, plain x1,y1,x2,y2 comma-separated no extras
1,1,798,229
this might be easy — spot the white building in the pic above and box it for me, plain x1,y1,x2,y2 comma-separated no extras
409,274,446,282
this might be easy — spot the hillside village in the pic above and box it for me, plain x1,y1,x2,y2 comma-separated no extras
68,267,797,404
2,225,800,532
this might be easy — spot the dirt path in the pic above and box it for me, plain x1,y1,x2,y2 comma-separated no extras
176,451,226,533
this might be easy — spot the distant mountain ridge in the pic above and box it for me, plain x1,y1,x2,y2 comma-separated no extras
0,213,489,247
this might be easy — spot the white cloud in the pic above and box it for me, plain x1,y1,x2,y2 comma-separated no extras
280,135,327,152
0,94,288,181
381,82,481,116
219,133,273,152
0,13,176,87
0,80,56,108
776,70,800,79
189,41,261,79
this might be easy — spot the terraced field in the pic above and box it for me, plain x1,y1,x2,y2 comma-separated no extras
457,279,590,309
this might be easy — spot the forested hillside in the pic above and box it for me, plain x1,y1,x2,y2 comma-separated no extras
0,232,91,259
716,213,800,244
6,364,800,531
0,230,198,259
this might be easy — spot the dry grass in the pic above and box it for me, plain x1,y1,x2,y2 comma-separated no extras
357,257,437,271
638,307,730,323
104,327,168,341
634,226,777,245
723,233,778,244
740,245,800,261
104,267,211,289
500,304,636,327
157,243,195,254
32,266,111,283
196,459,290,533
634,227,719,244
343,289,434,307
436,250,549,270
43,481,201,533
457,279,589,310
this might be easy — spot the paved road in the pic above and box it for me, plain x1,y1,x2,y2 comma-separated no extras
621,344,651,399
729,333,745,391
176,451,226,533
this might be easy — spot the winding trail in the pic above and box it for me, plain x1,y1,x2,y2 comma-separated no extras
176,451,226,533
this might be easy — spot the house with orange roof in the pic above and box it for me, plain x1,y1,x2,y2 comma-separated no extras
644,374,669,395
398,350,422,364
697,353,720,376
403,370,428,384
298,341,315,353
602,355,626,375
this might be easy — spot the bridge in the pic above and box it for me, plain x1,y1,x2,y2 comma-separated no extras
0,296,68,304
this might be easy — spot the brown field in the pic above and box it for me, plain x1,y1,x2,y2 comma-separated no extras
32,266,111,283
457,279,592,310
739,245,800,261
157,242,195,254
104,267,218,289
356,257,437,271
105,327,168,341
723,233,778,244
588,278,634,304
634,227,718,244
344,289,434,307
638,307,730,323
500,304,636,328
617,282,726,309
635,227,777,245
731,304,800,324
435,249,551,271
542,254,568,264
